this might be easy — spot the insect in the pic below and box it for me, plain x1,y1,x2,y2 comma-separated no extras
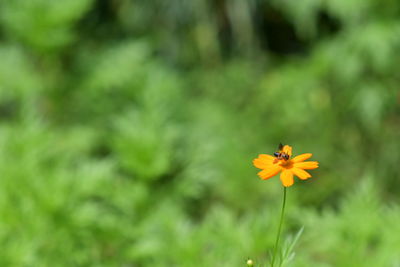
273,143,290,161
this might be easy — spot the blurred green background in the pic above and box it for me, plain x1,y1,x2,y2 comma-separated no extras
0,0,399,266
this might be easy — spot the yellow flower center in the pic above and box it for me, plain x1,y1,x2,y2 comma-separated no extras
278,159,293,168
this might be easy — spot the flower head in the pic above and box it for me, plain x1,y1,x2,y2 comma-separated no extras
246,259,254,267
253,144,319,187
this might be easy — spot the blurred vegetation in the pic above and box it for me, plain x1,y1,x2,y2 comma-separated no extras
0,0,399,266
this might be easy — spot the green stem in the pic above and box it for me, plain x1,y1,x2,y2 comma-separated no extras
271,187,287,267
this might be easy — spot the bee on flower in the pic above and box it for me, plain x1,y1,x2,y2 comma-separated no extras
253,143,319,187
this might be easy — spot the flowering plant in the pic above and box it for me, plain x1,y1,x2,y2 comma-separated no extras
251,144,319,266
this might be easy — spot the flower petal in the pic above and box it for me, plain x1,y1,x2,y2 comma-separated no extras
282,145,292,157
291,167,312,180
253,154,274,169
292,153,312,163
293,161,319,170
280,170,294,187
257,165,281,180
259,154,275,161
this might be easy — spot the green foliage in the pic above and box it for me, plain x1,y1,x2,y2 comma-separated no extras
0,0,399,266
278,227,304,266
294,178,400,267
0,0,93,51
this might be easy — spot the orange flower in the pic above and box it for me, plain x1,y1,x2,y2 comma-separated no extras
253,144,319,187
